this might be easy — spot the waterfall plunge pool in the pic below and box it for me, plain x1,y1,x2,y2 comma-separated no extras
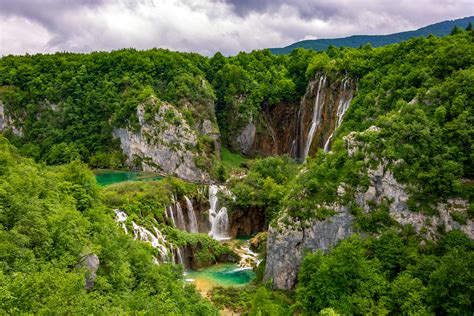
94,170,162,186
185,263,255,294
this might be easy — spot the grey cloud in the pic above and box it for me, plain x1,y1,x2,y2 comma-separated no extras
0,0,473,56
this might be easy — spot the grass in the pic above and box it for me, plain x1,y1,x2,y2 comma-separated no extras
221,147,247,171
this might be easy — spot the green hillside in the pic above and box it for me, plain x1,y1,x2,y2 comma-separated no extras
270,16,474,54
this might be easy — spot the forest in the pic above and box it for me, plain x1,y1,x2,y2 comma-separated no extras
0,26,473,315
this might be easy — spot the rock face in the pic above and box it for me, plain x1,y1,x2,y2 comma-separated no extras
0,100,23,136
264,126,473,291
229,73,356,159
77,253,100,290
113,97,219,182
264,206,354,290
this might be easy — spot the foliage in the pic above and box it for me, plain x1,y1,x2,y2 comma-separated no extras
0,136,217,314
296,230,473,315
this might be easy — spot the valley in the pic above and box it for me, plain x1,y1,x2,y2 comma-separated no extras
0,25,473,315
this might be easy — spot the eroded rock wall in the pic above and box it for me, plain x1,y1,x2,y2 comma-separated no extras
113,97,219,182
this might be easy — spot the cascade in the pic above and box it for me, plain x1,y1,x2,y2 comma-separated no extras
174,201,187,231
303,75,326,161
132,221,169,260
323,78,354,152
167,205,176,227
208,185,231,240
114,209,129,234
176,247,184,265
184,196,199,233
234,242,261,269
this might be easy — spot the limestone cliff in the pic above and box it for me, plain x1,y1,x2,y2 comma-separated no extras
113,96,220,182
230,73,356,160
0,100,23,136
264,126,473,290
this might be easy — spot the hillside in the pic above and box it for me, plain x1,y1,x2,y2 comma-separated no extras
270,16,474,54
0,28,473,314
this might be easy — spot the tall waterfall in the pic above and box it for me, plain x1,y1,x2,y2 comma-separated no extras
303,75,326,161
323,78,354,152
184,196,199,233
208,185,231,240
174,200,187,231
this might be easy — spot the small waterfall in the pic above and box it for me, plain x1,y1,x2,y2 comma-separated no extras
114,209,129,234
174,201,187,231
184,196,199,233
167,205,176,227
234,242,261,269
208,185,231,241
132,221,169,261
176,247,184,265
303,74,326,161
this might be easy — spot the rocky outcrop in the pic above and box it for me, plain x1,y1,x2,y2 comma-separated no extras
229,73,356,159
77,253,100,290
264,205,354,290
113,97,219,182
0,100,23,136
264,126,473,290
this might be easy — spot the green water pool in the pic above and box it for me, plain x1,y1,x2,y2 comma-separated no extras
95,170,162,186
185,263,255,292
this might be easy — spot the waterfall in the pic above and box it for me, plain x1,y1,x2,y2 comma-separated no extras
167,205,176,227
176,247,184,265
208,185,231,240
324,78,354,153
184,196,199,233
303,75,326,161
132,221,169,261
114,209,129,234
174,201,187,231
234,241,261,269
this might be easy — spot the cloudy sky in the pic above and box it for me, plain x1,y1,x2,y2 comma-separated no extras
1,0,473,56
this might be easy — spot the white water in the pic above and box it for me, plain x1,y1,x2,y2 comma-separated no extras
167,206,176,227
235,244,261,269
208,185,231,240
324,78,354,153
114,209,129,234
132,221,169,261
184,196,199,233
174,201,187,231
303,75,326,161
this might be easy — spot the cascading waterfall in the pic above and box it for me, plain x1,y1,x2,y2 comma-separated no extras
167,206,176,227
174,201,187,231
234,243,261,269
324,77,354,152
208,185,231,241
184,196,199,233
114,209,129,234
131,221,169,261
303,75,326,161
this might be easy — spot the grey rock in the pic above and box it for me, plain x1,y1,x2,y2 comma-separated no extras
236,122,256,155
113,98,214,182
264,205,354,290
77,253,100,290
0,100,23,136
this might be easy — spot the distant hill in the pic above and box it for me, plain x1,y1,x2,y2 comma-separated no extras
270,16,474,54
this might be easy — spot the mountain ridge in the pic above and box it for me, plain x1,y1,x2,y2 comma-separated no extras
270,16,474,54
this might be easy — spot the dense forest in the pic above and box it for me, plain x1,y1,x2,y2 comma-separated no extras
0,26,473,314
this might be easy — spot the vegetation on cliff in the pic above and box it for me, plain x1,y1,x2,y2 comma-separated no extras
0,136,217,314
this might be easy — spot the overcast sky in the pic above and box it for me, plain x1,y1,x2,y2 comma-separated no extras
1,0,473,56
